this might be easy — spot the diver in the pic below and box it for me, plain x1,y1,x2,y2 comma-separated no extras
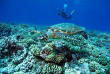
57,4,75,20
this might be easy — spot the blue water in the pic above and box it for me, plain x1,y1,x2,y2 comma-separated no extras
0,0,110,31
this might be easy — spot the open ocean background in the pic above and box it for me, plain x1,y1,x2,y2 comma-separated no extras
0,0,110,31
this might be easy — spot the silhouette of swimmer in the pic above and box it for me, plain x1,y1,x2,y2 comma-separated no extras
57,4,75,20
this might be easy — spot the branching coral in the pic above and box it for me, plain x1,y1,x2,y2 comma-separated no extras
15,53,36,72
104,62,110,74
92,48,103,57
0,23,11,38
98,54,108,66
12,47,27,65
0,37,24,55
91,47,108,66
45,53,65,64
97,33,110,40
89,61,105,73
78,58,89,64
18,38,37,48
71,35,87,46
29,44,41,57
42,63,62,74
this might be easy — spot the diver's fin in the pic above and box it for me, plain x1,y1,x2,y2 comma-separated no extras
71,10,75,15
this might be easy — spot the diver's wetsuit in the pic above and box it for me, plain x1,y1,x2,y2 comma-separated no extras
57,9,72,20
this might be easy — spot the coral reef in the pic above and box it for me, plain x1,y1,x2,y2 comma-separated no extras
0,22,110,74
0,23,11,38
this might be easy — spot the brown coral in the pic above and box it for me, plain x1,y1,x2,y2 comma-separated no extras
40,44,65,64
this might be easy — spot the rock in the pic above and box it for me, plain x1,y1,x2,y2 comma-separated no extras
80,63,90,74
64,67,81,74
14,72,23,74
64,62,69,68
64,63,90,74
